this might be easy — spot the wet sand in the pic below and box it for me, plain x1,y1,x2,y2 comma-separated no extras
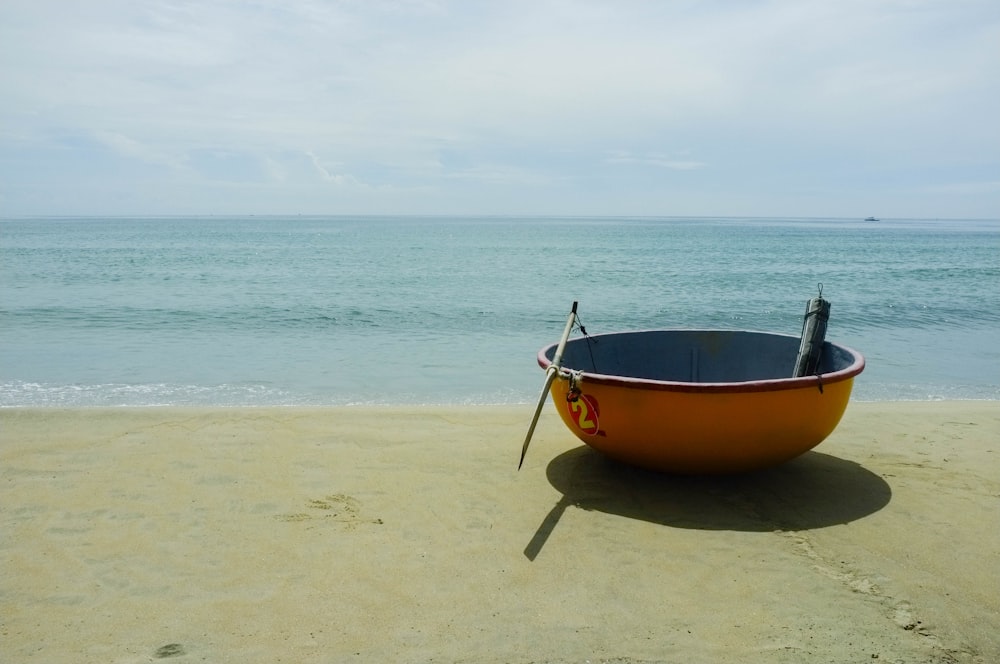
2,402,998,663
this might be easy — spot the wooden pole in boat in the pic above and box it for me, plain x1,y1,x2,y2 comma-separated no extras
793,287,831,377
519,301,578,470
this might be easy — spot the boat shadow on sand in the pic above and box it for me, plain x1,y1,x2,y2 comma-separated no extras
524,446,892,561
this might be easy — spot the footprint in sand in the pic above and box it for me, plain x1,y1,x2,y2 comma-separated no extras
154,643,185,658
275,494,382,527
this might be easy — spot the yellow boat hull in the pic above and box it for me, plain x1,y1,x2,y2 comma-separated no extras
538,330,864,474
550,376,854,474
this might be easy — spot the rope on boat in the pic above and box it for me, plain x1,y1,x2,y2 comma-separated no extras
573,312,600,375
566,370,585,402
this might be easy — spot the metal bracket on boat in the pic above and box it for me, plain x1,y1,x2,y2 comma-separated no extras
815,373,824,394
565,370,584,402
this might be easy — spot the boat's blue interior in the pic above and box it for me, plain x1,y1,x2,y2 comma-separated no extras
544,330,857,383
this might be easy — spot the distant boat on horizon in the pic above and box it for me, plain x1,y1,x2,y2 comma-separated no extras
864,216,879,221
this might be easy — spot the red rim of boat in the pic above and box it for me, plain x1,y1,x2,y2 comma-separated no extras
536,329,866,395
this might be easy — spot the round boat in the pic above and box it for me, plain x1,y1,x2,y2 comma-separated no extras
537,330,865,474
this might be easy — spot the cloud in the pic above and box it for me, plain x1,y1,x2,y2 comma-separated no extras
606,151,706,171
0,0,998,216
442,163,558,186
306,151,367,187
925,180,1000,195
92,130,185,171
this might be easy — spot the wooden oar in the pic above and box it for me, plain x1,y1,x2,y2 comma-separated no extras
518,301,578,470
793,285,831,378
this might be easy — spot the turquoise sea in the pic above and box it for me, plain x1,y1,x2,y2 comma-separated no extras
2,216,998,406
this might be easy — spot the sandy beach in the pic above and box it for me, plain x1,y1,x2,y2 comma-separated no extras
2,402,997,663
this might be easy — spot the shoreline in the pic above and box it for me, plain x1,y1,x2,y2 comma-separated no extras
1,395,998,410
3,402,998,662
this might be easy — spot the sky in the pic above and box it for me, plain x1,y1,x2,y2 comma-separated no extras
1,0,998,218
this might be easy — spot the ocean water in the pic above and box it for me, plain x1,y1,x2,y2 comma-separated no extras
2,216,998,407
